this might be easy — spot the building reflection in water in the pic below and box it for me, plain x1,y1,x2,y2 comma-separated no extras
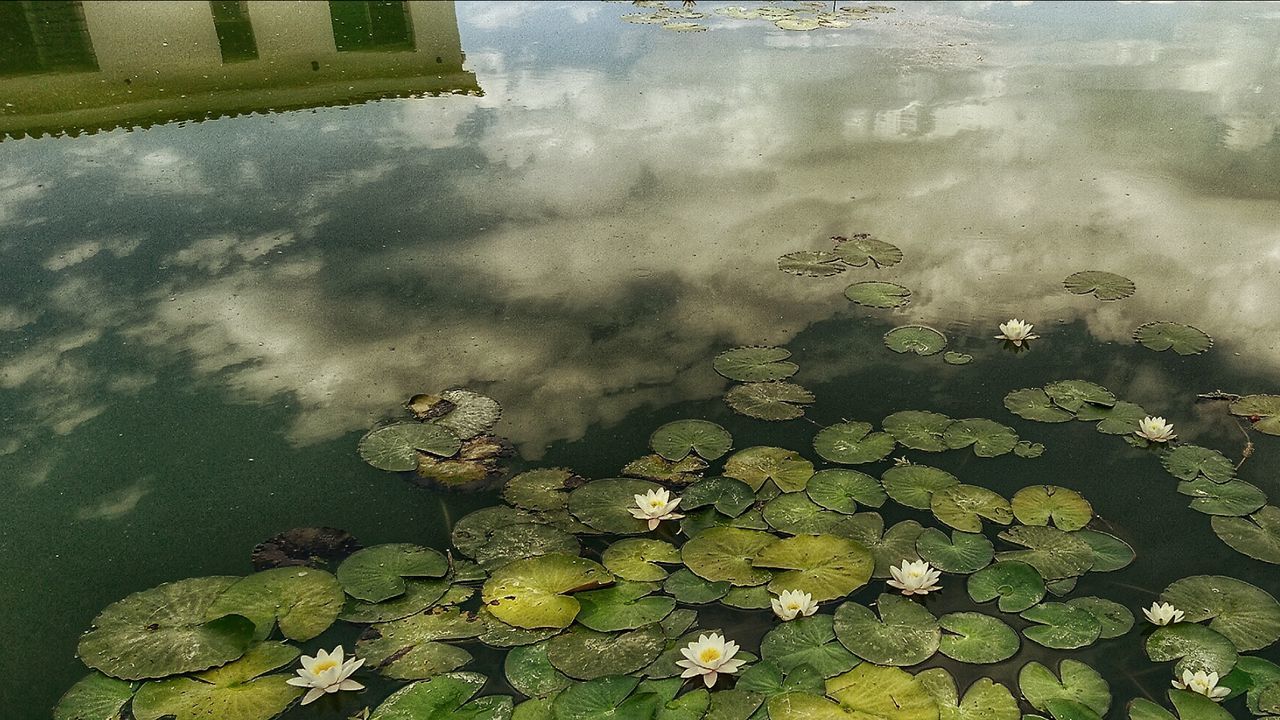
0,0,480,140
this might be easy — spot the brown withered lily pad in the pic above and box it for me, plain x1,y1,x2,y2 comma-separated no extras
251,527,362,571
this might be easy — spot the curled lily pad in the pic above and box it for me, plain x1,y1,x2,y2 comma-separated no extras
337,544,448,603
1012,486,1093,531
77,577,256,681
931,484,1013,532
1229,394,1280,436
942,418,1018,457
1021,602,1102,649
1066,597,1134,639
843,513,923,577
130,642,301,720
1019,659,1111,717
917,670,1019,720
547,624,667,680
779,250,845,277
807,469,886,512
1004,388,1075,423
650,419,733,461
1162,446,1236,484
725,382,815,421
1178,477,1266,516
845,281,911,308
1044,380,1115,412
814,422,897,465
937,612,1020,664
752,533,874,600
504,641,570,698
681,476,756,517
713,348,799,383
503,468,582,512
682,527,777,586
1063,270,1135,301
834,593,940,666
943,351,973,366
370,673,510,720
996,525,1094,580
884,326,947,356
1161,575,1280,651
1135,322,1213,356
915,529,994,574
1147,622,1238,676
833,234,903,268
621,454,706,484
760,615,859,678
1077,400,1148,435
569,478,664,534
1013,440,1046,458
250,527,360,571
575,581,675,632
723,446,814,492
1075,529,1135,572
762,493,849,535
881,465,958,510
968,560,1046,613
356,607,481,679
206,567,344,642
431,389,502,440
602,539,681,582
1212,506,1280,563
480,554,612,630
359,423,461,471
883,411,953,451
54,673,135,720
662,568,730,604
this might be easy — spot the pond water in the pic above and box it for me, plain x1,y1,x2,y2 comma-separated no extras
2,1,1279,717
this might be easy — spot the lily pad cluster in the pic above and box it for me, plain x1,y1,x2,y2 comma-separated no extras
617,2,896,34
816,410,1038,464
715,346,815,421
778,233,903,277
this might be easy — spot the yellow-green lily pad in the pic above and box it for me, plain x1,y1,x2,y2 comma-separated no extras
481,554,612,629
130,642,301,720
752,533,873,601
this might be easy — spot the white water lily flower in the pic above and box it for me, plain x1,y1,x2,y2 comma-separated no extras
1172,669,1230,701
1143,602,1185,626
288,646,365,705
1136,416,1177,443
676,633,746,688
886,559,943,596
629,487,684,530
995,319,1039,346
771,589,819,621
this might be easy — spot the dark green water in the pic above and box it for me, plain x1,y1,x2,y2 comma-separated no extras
1,1,1278,716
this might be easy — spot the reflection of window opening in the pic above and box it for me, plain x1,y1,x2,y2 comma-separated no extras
0,0,97,78
211,0,258,63
329,1,415,53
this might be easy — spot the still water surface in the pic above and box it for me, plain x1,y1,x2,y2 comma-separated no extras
1,1,1278,715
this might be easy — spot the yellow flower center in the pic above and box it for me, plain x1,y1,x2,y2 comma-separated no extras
649,500,664,508
786,602,801,610
312,660,339,674
698,647,721,664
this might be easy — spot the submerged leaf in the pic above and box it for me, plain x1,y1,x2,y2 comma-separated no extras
250,527,360,571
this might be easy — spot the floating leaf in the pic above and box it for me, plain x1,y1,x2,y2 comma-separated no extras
569,478,664,534
650,420,733,461
1012,486,1093,531
760,615,859,678
356,607,481,679
504,641,570,699
477,613,558,648
917,670,1020,720
1044,380,1116,412
431,389,502,440
813,422,897,465
662,568,730,604
1046,577,1079,598
601,539,681,583
1004,388,1075,423
723,446,815,492
737,660,826,698
833,234,903,268
1066,596,1134,639
621,454,706,484
1075,529,1135,572
825,663,938,718
996,526,1094,580
942,418,1019,457
370,673,511,720
359,423,462,471
845,281,911,308
1128,689,1234,720
752,533,874,601
54,673,135,720
1014,440,1046,458
130,643,301,720
779,250,845,276
339,578,452,624
1134,322,1213,356
762,493,850,535
1161,575,1280,652
503,468,581,512
843,514,923,577
881,465,959,510
1212,506,1280,564
1077,400,1148,435
1019,660,1111,717
250,526,360,571
712,348,799,383
680,476,756,517
725,382,815,421
337,544,449,603
551,676,659,720
1147,622,1238,676
807,469,886,512
547,624,667,680
1178,477,1266,516
452,506,536,558
968,560,1046,613
481,554,612,630
884,326,948,356
682,527,777,586
834,593,940,666
575,582,675,632
723,584,772,609
883,411,953,451
1063,270,1135,301
931,484,1013,532
77,577,256,681
916,529,994,574
1229,395,1280,436
1162,446,1236,484
936,612,1019,664
205,567,343,642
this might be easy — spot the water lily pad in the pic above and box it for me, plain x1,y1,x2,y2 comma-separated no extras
1067,597,1134,639
1075,529,1135,572
1229,395,1280,436
1019,660,1111,717
1162,446,1236,484
723,584,772,609
431,389,503,440
916,529,994,574
918,670,1020,720
834,593,940,666
813,422,897,465
569,478,664,534
601,539,681,582
356,607,482,679
942,418,1019,457
737,661,825,697
762,493,850,535
340,578,452,623
650,420,734,461
772,664,938,720
504,469,582,512
723,446,815,492
1128,689,1234,720
759,615,859,678
1212,505,1280,563
337,544,449,603
779,250,845,276
968,560,1046,613
370,673,511,720
1004,388,1075,423
943,351,973,366
250,526,361,571
1046,576,1079,598
834,234,904,268
843,513,924,577
359,423,462,471
1014,440,1046,457
1146,622,1238,676
884,326,948,356
1077,401,1148,435
77,577,256,681
1063,270,1135,301
481,554,612,629
845,281,912,308
680,476,756,517
807,469,886,512
1178,477,1266,516
477,613,558,648
936,612,1019,664
1012,486,1093,531
713,348,799,383
54,673,135,720
1161,575,1280,652
996,526,1094,580
621,454,706,484
883,411,953,451
552,676,659,720
881,465,959,510
206,567,344,642
575,581,675,632
504,641,570,698
546,624,666,680
725,382,815,421
130,642,301,720
1044,380,1116,412
775,17,821,30
1134,322,1213,356
662,21,706,31
452,506,536,557
662,568,730,604
931,484,1013,532
682,527,777,586
753,533,874,600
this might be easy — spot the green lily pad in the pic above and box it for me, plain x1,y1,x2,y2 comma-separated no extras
1066,597,1134,639
431,389,503,440
884,326,948,356
918,670,1020,720
916,529,993,574
504,641,570,698
1044,380,1115,412
356,607,481,679
1147,622,1238,676
1229,394,1280,436
1134,322,1213,356
575,582,675,632
833,234,903,268
337,544,449,603
481,554,612,629
621,454,706,484
762,493,851,535
569,478,664,534
1063,270,1135,301
943,352,973,366
705,688,765,720
1178,477,1266,516
474,522,581,571
996,526,1094,580
1020,602,1101,649
937,612,1019,664
1161,575,1280,651
1012,486,1093,531
712,347,799,383
1162,446,1236,484
723,446,815,492
503,468,581,512
205,567,344,642
1074,529,1135,572
825,663,938,718
77,577,257,681
680,476,756,517
650,420,733,461
54,673,135,720
1019,660,1111,717
834,593,940,666
131,643,301,720
452,507,537,558
843,513,924,577
339,578,452,624
968,560,1046,613
725,382,815,421
1046,576,1079,598
682,527,777,586
758,615,859,678
546,624,667,680
359,422,462,471
1014,440,1046,458
814,422,897,465
370,673,511,720
476,613,558,648
1236,657,1280,714
1128,689,1234,720
779,250,845,277
752,533,874,601
1004,388,1075,423
601,539,681,582
662,568,730,604
845,281,912,308
881,465,959,510
1078,400,1148,435
722,584,772,609
931,484,1013,532
737,661,826,697
552,676,659,720
883,411,953,451
942,418,1019,457
1213,506,1280,563
808,469,886,512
